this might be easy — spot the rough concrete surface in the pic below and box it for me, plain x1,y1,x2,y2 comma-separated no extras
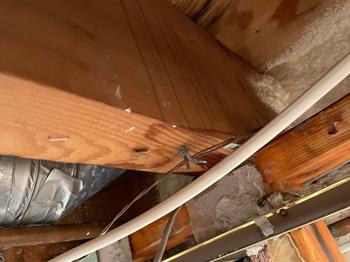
186,164,269,242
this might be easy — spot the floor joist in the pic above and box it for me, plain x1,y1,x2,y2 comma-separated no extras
0,73,235,172
255,94,350,191
0,0,273,171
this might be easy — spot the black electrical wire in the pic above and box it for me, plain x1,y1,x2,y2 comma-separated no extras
153,206,183,262
100,133,254,236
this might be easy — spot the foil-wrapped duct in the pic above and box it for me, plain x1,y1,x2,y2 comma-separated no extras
0,156,124,226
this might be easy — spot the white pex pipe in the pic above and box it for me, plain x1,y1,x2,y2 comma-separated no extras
51,52,350,262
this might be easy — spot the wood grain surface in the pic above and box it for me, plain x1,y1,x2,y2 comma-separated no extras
255,95,350,191
0,72,235,172
0,0,271,138
0,0,274,171
291,220,344,262
130,205,192,262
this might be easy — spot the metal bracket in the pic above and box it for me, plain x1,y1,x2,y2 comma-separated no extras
179,145,207,170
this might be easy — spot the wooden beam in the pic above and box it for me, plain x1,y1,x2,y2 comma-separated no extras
0,224,103,250
291,225,328,262
314,220,345,262
0,0,271,171
255,95,350,191
130,205,192,262
291,220,344,262
0,72,234,172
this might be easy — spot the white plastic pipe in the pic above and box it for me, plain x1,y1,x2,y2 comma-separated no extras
51,52,350,262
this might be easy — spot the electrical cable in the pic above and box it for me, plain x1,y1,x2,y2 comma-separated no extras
153,206,183,262
100,136,245,235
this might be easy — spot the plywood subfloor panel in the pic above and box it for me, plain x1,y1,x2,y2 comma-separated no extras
167,0,350,120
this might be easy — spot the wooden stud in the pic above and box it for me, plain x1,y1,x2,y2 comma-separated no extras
255,95,350,191
291,224,329,262
291,220,344,262
130,205,192,262
314,220,345,262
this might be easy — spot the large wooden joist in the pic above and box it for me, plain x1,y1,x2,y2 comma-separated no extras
0,0,270,171
0,74,231,172
255,95,350,191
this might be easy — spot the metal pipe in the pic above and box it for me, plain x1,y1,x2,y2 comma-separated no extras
51,52,350,262
0,224,103,249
